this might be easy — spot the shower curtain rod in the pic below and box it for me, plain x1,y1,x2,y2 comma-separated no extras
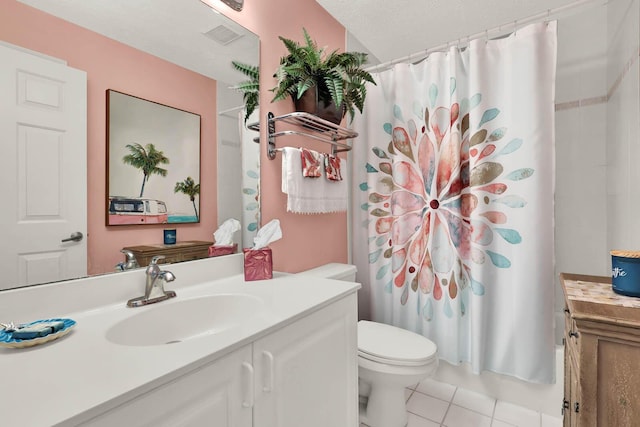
365,0,608,73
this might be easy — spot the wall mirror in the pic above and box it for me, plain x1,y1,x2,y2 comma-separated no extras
2,0,260,291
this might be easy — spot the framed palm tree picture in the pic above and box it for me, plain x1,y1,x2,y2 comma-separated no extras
106,90,201,226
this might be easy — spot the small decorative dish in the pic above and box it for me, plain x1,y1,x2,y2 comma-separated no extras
0,318,76,349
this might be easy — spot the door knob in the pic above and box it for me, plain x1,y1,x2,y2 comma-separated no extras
61,232,83,243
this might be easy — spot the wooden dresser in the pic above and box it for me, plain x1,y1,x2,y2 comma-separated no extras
122,241,214,267
561,273,640,426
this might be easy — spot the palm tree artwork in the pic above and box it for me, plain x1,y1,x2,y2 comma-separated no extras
174,176,200,221
122,143,170,197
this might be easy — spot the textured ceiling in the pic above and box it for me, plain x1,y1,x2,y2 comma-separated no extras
17,0,599,82
316,0,581,64
17,0,259,85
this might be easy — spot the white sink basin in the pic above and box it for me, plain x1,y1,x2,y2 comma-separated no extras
106,294,265,346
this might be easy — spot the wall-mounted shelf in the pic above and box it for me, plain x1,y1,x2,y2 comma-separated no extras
247,112,358,160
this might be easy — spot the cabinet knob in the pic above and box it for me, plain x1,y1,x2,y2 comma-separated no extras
574,402,580,413
562,399,570,415
569,331,579,339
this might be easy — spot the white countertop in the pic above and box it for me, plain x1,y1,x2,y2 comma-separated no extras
0,256,359,426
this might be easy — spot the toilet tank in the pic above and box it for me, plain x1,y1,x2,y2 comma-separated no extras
299,263,357,282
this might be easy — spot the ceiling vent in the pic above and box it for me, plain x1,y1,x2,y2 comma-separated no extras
204,24,243,45
220,0,244,11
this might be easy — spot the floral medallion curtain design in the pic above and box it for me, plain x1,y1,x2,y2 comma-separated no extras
352,22,557,382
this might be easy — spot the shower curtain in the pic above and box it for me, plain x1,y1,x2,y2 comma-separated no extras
352,22,557,383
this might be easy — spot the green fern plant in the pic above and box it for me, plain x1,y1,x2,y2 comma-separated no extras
231,61,260,123
271,28,376,123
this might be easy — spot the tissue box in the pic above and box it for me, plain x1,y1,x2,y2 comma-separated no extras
208,244,238,257
244,248,273,281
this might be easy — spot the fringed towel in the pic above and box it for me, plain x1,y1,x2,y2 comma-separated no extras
281,147,347,214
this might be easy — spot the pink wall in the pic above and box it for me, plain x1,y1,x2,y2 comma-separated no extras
0,0,218,274
203,0,349,272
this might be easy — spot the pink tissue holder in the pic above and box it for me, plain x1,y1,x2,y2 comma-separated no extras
208,244,238,257
244,247,273,281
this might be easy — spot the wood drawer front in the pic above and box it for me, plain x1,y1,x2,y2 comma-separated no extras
176,249,209,262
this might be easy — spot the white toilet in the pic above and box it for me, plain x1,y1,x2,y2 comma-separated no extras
300,263,439,427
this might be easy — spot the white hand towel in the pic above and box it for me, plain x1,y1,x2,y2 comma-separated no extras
281,147,347,214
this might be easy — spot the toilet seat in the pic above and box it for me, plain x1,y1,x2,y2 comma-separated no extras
358,321,437,367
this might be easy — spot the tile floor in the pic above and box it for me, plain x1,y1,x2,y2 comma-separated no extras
360,378,563,427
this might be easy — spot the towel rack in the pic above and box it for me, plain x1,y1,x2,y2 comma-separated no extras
247,112,358,160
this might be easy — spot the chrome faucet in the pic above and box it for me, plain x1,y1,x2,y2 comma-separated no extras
127,256,177,307
115,249,140,271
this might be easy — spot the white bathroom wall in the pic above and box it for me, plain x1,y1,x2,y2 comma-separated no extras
554,0,640,343
554,5,609,337
606,0,640,254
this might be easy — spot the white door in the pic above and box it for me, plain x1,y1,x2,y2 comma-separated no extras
0,43,87,290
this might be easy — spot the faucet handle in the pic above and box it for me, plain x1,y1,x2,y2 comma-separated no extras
159,270,176,282
120,249,136,260
149,255,165,266
120,249,137,263
119,249,140,269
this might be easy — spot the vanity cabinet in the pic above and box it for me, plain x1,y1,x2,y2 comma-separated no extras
122,240,214,267
82,294,358,427
561,273,640,427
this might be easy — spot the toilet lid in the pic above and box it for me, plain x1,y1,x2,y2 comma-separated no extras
358,321,437,366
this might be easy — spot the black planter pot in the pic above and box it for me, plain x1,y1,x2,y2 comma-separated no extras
293,87,345,125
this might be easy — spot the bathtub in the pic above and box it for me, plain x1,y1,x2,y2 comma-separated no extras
433,344,564,417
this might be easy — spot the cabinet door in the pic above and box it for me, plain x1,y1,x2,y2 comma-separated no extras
253,295,358,427
83,345,253,427
595,338,640,425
